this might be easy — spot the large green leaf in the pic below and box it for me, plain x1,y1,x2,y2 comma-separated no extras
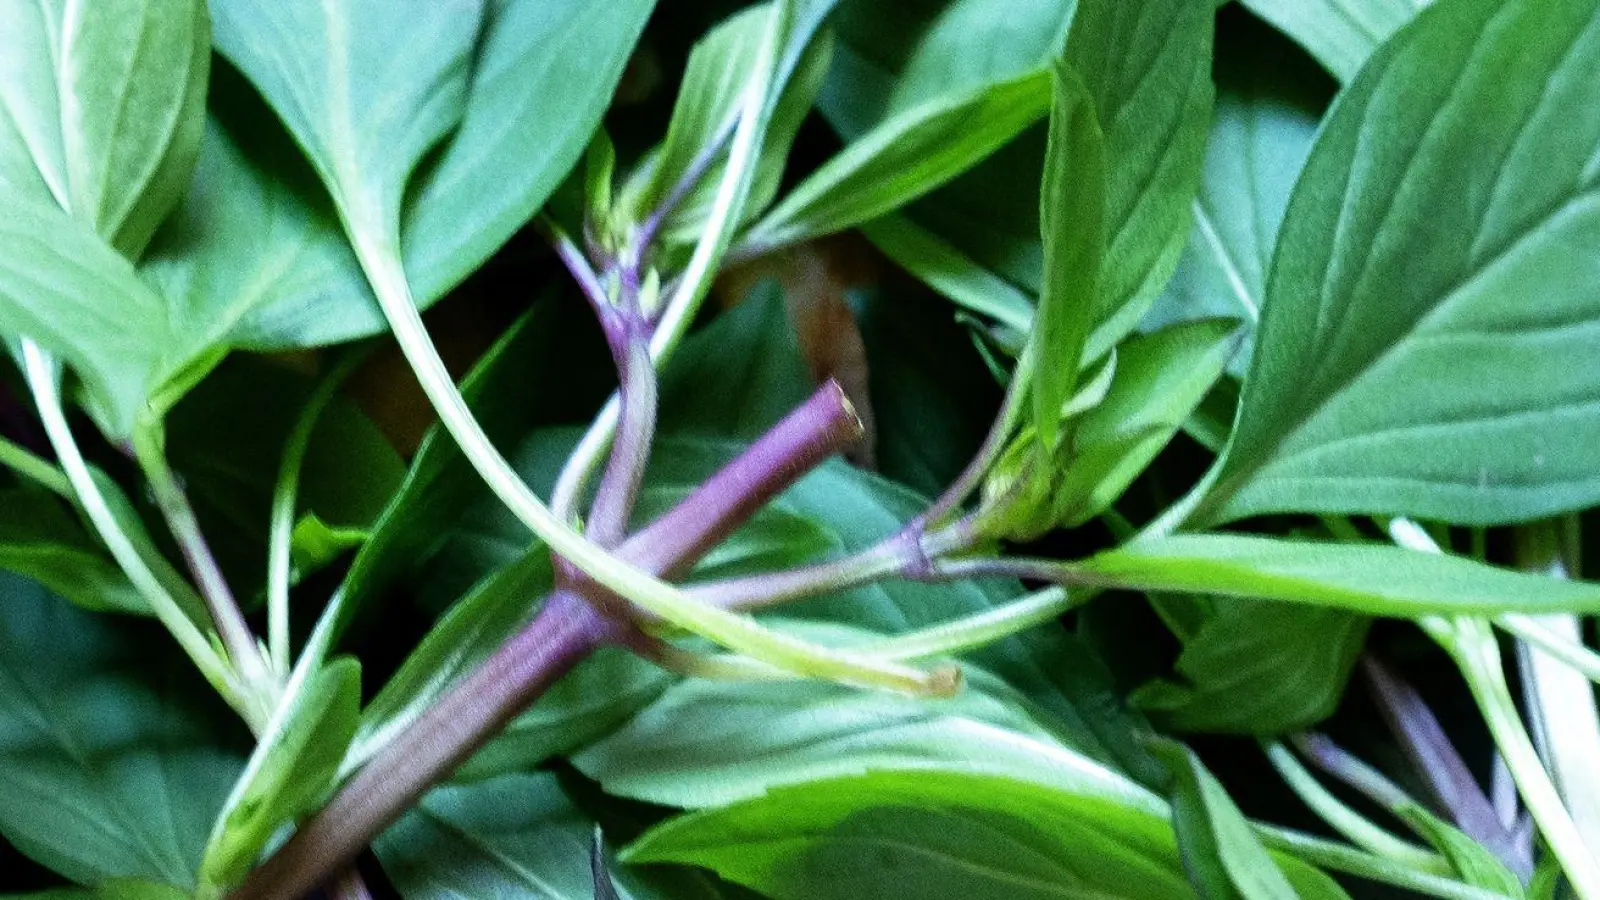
139,74,381,362
1240,0,1428,83
400,0,656,300
374,772,734,900
209,0,480,243
0,574,242,888
1198,0,1600,526
1142,16,1330,374
1133,598,1368,734
741,71,1052,254
0,197,171,435
627,770,1342,900
0,0,208,256
1074,534,1600,617
1068,0,1216,357
573,647,1131,808
0,488,143,615
1028,61,1105,451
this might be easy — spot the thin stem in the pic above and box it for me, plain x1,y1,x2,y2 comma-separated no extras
267,355,362,676
1512,518,1600,865
0,433,72,497
1498,613,1600,684
1263,740,1450,873
632,118,737,264
549,6,785,518
19,342,252,722
133,425,269,691
685,536,916,612
1253,824,1515,900
587,332,657,547
864,585,1085,661
548,222,628,359
1430,615,1600,899
925,373,1027,526
1362,654,1513,855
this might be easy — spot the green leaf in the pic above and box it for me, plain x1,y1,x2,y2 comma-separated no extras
633,2,835,246
400,0,656,300
858,213,1035,335
138,73,382,366
1142,18,1330,375
1028,61,1105,451
0,0,209,256
1397,805,1525,896
209,0,481,243
1069,0,1216,358
1150,741,1308,899
819,0,1076,136
0,487,143,615
742,71,1052,253
1240,0,1428,83
1075,533,1600,617
1199,0,1600,527
0,574,242,888
1056,319,1240,526
574,642,1132,809
200,659,361,892
1133,599,1368,734
374,772,726,900
625,770,1211,899
658,285,813,440
0,196,171,436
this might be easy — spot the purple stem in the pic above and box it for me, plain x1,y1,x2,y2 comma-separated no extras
1362,654,1526,871
587,330,657,548
231,383,864,900
632,120,737,267
550,225,628,359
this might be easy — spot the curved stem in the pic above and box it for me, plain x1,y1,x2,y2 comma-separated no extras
0,434,71,497
549,3,787,518
133,424,268,692
925,365,1028,526
587,333,657,547
267,355,362,676
1265,740,1450,873
1499,613,1600,684
20,341,253,722
1253,824,1512,900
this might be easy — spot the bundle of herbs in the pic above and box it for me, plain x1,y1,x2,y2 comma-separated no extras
1,0,1599,899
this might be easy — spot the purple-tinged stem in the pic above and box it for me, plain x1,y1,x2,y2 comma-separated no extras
924,385,1024,526
632,120,737,269
232,382,864,900
136,446,267,689
619,381,863,578
587,331,657,548
550,225,628,361
1294,732,1418,812
233,590,605,900
1362,655,1518,862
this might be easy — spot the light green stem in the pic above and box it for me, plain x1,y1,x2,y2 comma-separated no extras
1387,520,1593,893
1254,824,1513,900
1263,741,1449,873
20,341,257,725
1389,517,1600,897
1498,613,1600,684
863,586,1085,661
267,357,359,675
0,434,72,497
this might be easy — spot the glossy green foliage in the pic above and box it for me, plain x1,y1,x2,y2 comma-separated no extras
1202,0,1600,526
1241,0,1426,82
0,575,240,889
